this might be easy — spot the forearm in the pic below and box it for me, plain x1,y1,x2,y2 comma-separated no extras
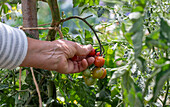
20,37,60,69
0,22,28,69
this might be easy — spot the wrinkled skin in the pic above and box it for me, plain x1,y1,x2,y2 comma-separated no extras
20,38,95,74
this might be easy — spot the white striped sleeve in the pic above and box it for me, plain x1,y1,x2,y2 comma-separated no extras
0,22,28,69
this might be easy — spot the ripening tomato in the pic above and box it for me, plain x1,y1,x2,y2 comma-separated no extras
100,68,107,79
94,56,105,67
88,48,96,56
83,69,91,77
92,68,104,78
84,77,96,86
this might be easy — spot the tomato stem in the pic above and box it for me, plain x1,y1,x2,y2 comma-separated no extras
56,15,104,55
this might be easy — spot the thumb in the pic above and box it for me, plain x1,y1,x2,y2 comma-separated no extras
74,44,93,56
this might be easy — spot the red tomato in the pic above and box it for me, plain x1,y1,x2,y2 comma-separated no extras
100,68,107,79
88,48,96,56
94,56,105,67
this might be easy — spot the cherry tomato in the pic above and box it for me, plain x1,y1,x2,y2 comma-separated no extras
92,68,104,78
88,48,96,56
83,69,91,77
100,68,107,79
94,56,105,67
84,77,96,86
96,52,100,56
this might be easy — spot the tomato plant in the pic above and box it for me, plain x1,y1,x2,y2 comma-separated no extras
0,0,170,107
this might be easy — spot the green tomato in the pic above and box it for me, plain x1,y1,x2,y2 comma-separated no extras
84,77,96,86
83,69,91,77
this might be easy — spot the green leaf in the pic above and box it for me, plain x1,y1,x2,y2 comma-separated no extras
123,32,133,46
146,37,168,50
122,71,143,107
130,17,144,58
79,0,85,7
85,30,93,44
132,6,144,12
89,0,93,6
61,27,69,35
94,0,100,5
74,83,96,107
73,0,80,7
0,84,9,90
111,86,120,98
135,56,146,72
85,0,90,4
152,66,170,101
121,23,126,34
134,92,143,107
160,18,170,44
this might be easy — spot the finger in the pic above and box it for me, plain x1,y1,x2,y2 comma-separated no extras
62,40,93,56
75,44,93,56
86,57,95,66
79,59,89,72
65,60,75,74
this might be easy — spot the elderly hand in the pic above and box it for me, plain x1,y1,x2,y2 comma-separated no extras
20,37,95,74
